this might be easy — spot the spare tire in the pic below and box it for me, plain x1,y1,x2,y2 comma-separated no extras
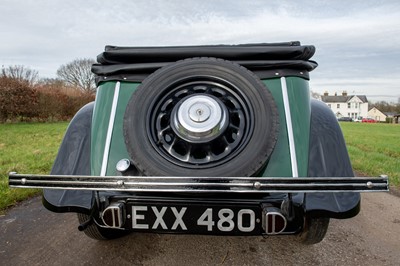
123,57,279,177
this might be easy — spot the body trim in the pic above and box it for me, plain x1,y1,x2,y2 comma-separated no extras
281,77,298,177
100,82,120,176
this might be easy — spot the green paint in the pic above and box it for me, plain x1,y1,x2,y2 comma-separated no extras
91,77,310,178
90,81,140,176
260,78,292,177
106,82,139,175
91,82,117,176
260,77,311,177
286,77,311,177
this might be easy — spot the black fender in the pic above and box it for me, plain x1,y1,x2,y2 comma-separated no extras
305,99,360,218
42,102,95,214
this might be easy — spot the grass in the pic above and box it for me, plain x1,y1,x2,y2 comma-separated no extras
0,122,68,213
339,122,400,187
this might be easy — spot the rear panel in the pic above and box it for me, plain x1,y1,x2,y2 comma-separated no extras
91,76,311,178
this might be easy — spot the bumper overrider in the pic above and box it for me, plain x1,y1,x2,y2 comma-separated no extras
9,173,388,236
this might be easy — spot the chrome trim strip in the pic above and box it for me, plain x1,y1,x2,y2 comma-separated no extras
100,82,121,176
281,77,298,177
9,173,389,193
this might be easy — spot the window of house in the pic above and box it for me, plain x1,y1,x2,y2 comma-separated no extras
355,103,358,108
348,103,351,108
337,104,340,108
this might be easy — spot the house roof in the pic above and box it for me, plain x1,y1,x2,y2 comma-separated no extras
321,95,368,103
384,112,396,117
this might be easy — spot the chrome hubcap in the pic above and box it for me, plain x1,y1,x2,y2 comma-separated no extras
172,95,228,142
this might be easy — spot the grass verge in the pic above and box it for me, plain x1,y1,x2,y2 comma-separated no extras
0,122,68,213
340,122,400,187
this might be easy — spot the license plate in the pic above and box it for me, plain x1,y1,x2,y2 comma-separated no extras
126,202,263,235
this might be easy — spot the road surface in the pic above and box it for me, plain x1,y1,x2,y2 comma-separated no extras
1,192,399,265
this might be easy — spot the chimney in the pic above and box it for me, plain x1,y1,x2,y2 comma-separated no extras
323,91,328,96
342,91,348,96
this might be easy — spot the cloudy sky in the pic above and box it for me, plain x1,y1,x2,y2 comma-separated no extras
1,0,399,102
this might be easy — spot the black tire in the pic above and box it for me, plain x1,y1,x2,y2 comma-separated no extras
77,213,129,240
123,57,279,177
299,216,330,245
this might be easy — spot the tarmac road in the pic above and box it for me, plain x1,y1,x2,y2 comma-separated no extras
1,192,399,266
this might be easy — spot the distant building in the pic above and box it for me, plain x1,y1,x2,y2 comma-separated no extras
321,91,368,119
368,107,387,122
394,114,400,124
384,112,396,118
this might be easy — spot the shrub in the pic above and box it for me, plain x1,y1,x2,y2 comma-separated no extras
0,76,94,122
0,77,38,122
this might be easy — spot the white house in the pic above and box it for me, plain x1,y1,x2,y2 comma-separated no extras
368,107,387,122
321,91,368,119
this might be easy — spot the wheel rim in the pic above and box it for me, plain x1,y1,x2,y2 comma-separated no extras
147,77,254,168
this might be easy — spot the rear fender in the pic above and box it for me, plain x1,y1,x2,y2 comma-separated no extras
305,99,360,218
42,102,95,214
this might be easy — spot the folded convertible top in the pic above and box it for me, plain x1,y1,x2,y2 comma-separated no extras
92,41,318,84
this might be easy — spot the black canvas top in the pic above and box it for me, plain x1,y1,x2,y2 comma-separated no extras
92,41,318,84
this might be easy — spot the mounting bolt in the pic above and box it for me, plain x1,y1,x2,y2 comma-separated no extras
366,181,373,189
21,178,27,185
254,182,261,190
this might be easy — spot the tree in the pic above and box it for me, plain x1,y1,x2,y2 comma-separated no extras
369,100,400,114
1,65,38,86
310,90,321,100
56,58,96,93
38,77,66,87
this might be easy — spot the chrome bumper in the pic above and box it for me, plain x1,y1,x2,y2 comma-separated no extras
9,172,389,193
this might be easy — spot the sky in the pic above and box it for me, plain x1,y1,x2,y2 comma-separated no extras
1,0,399,103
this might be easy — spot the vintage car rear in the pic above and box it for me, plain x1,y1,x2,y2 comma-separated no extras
9,41,388,244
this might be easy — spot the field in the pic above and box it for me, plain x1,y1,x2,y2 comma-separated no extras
0,122,68,213
339,122,400,186
0,122,398,213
